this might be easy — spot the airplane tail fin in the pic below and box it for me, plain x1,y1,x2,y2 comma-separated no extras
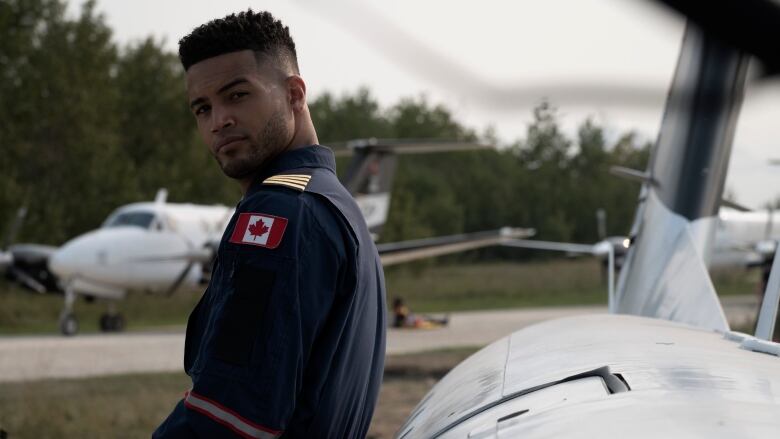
340,139,490,237
615,23,749,331
341,141,398,237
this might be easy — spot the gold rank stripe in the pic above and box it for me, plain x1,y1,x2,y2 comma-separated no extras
262,174,311,191
264,176,311,185
264,180,307,191
266,174,311,183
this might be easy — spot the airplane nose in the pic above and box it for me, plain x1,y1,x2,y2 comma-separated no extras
49,242,87,279
48,228,155,288
48,230,108,279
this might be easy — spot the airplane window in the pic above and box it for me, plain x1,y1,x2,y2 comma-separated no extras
104,212,156,229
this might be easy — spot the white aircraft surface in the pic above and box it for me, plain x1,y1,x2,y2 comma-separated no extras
608,168,780,271
397,3,780,437
0,140,530,335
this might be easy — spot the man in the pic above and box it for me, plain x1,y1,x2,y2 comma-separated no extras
153,10,386,439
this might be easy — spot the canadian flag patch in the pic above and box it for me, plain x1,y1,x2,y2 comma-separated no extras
229,213,288,249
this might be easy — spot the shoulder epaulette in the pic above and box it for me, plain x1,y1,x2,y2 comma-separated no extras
262,173,312,192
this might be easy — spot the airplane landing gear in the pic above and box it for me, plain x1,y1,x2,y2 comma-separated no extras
59,312,78,336
99,312,125,332
59,283,78,336
99,301,124,332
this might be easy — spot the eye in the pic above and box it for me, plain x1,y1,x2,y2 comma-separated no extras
229,91,248,100
194,105,210,116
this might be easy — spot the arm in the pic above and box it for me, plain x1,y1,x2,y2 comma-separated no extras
154,191,345,438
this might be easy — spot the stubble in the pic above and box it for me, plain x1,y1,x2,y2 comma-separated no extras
217,110,289,180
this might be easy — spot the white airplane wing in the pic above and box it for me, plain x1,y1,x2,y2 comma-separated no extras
378,228,534,266
501,239,596,255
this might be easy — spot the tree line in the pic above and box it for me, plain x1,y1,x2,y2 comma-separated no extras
0,0,649,255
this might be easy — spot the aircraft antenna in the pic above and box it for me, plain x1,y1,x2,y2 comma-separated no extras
154,188,168,205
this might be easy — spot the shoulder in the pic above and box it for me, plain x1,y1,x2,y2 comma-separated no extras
243,170,341,220
238,172,351,254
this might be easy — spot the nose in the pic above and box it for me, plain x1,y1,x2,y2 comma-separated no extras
210,107,235,133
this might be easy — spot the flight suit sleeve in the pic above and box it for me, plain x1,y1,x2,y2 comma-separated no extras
155,191,348,438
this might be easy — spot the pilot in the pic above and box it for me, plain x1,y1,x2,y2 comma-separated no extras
153,10,386,439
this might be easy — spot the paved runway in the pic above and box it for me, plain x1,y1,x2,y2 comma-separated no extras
0,296,759,383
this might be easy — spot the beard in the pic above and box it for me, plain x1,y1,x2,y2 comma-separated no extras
216,110,290,180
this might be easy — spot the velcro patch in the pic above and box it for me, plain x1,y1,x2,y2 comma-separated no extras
229,213,288,249
213,266,275,366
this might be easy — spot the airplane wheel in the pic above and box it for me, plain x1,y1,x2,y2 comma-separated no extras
60,313,78,336
99,313,125,332
111,313,125,332
99,313,112,332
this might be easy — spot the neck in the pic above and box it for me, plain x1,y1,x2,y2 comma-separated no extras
236,105,319,195
237,127,319,195
238,178,253,195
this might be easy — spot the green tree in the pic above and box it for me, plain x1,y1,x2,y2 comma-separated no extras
310,87,392,143
0,0,133,244
114,38,236,205
510,102,576,242
379,97,479,242
0,1,650,261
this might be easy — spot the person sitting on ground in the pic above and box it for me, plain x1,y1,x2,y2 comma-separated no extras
392,297,449,329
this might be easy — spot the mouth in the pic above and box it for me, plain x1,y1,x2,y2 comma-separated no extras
215,136,247,153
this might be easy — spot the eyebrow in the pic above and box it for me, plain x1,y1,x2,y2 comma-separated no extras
189,78,250,109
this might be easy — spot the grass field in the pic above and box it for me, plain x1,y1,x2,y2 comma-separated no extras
0,286,200,335
0,348,478,439
0,259,764,437
0,258,760,334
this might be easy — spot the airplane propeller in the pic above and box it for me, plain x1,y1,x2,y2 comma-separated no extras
1,206,27,250
164,242,220,296
1,206,64,294
0,207,51,293
1,207,27,271
165,261,196,297
131,245,214,296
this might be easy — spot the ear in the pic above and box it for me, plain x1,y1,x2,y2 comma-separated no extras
286,75,307,113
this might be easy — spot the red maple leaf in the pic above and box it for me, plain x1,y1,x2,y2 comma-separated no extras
248,220,269,237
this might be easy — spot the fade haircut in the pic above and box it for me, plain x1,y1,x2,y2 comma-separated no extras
178,10,299,73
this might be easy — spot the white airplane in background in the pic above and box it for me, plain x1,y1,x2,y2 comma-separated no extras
397,2,780,436
504,197,780,287
710,205,780,268
0,140,530,335
609,165,780,271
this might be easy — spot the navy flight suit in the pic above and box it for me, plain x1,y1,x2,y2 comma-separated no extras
154,145,386,439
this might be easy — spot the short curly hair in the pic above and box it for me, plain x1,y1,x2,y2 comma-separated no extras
178,10,299,73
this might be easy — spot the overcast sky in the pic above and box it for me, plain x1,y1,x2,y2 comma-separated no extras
70,0,780,207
